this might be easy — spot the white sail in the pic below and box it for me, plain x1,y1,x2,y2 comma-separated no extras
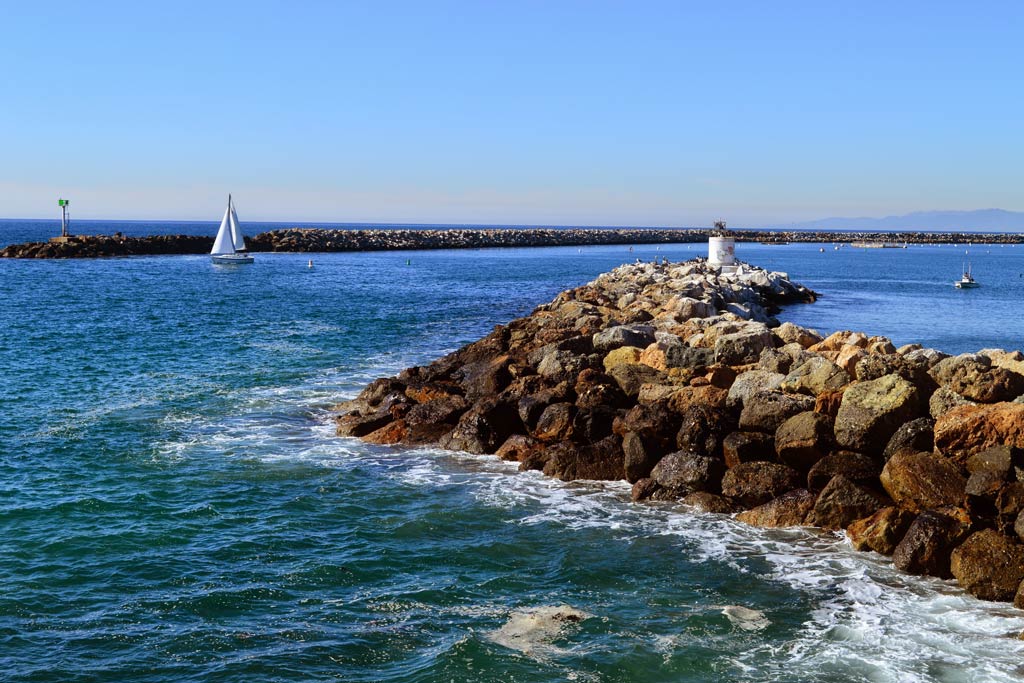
211,199,235,255
229,200,246,251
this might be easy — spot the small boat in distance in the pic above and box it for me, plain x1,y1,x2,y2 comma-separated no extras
955,263,979,288
211,195,254,264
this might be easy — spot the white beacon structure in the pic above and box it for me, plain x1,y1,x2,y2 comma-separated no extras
708,220,738,273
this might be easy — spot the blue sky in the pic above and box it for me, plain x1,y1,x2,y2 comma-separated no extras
1,1,1021,225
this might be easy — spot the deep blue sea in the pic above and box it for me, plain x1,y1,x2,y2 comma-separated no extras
4,220,1024,682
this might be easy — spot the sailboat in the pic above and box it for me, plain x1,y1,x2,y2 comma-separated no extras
210,195,254,264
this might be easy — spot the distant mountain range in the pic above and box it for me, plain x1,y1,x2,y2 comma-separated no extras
768,209,1024,232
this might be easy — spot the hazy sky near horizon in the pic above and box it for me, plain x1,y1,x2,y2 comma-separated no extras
2,1,1021,226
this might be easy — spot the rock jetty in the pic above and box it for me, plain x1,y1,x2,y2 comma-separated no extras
4,227,1024,259
338,258,1024,609
0,234,215,259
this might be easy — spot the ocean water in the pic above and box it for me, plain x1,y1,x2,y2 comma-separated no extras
4,225,1024,682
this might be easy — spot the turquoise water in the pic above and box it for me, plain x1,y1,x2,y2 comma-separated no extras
4,234,1024,682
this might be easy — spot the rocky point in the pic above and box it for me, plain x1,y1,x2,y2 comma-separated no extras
337,258,1024,609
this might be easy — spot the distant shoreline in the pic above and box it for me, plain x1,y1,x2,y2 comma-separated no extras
3,227,1024,258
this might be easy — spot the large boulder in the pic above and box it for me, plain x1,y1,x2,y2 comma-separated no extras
892,510,971,578
593,324,656,353
622,431,660,483
532,402,576,441
439,397,520,454
336,409,394,438
880,452,966,512
680,491,739,514
929,386,977,419
949,530,1024,602
949,366,1024,403
834,374,923,455
736,489,816,528
806,451,880,493
847,506,915,555
723,431,775,469
929,354,991,386
774,411,835,471
607,363,667,398
727,370,786,411
542,435,625,481
650,450,726,496
714,326,776,365
774,322,822,348
676,405,736,458
614,403,678,454
739,391,816,434
455,354,511,400
881,417,935,461
805,475,889,530
934,403,1024,461
721,461,803,508
780,357,851,396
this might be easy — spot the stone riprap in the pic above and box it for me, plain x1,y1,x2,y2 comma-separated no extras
4,227,1024,258
338,258,1024,609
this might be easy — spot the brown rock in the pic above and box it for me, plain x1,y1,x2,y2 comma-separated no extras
676,405,737,458
929,386,977,419
880,452,966,512
806,475,890,530
721,461,803,508
438,397,520,454
965,444,1018,477
405,395,469,428
532,402,576,441
807,451,881,493
622,431,660,483
650,450,725,496
934,403,1024,460
835,344,867,376
775,411,835,471
738,390,816,434
680,492,739,514
814,390,845,418
736,489,816,528
607,362,667,397
542,435,625,481
405,382,462,404
948,365,1024,404
950,530,1024,602
723,431,775,468
997,483,1024,533
495,434,540,462
774,322,822,348
848,507,914,555
336,410,393,438
881,417,934,461
631,477,660,502
892,510,971,578
780,356,851,396
363,419,409,444
614,403,678,454
834,374,923,456
726,369,786,411
455,354,511,400
667,385,729,413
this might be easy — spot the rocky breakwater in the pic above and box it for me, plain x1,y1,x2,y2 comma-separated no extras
248,227,705,252
338,258,1024,610
0,234,215,258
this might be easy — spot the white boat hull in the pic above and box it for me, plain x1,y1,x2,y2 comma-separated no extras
955,281,979,288
211,253,254,265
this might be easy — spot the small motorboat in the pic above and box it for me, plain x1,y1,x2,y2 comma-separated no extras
955,264,979,288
